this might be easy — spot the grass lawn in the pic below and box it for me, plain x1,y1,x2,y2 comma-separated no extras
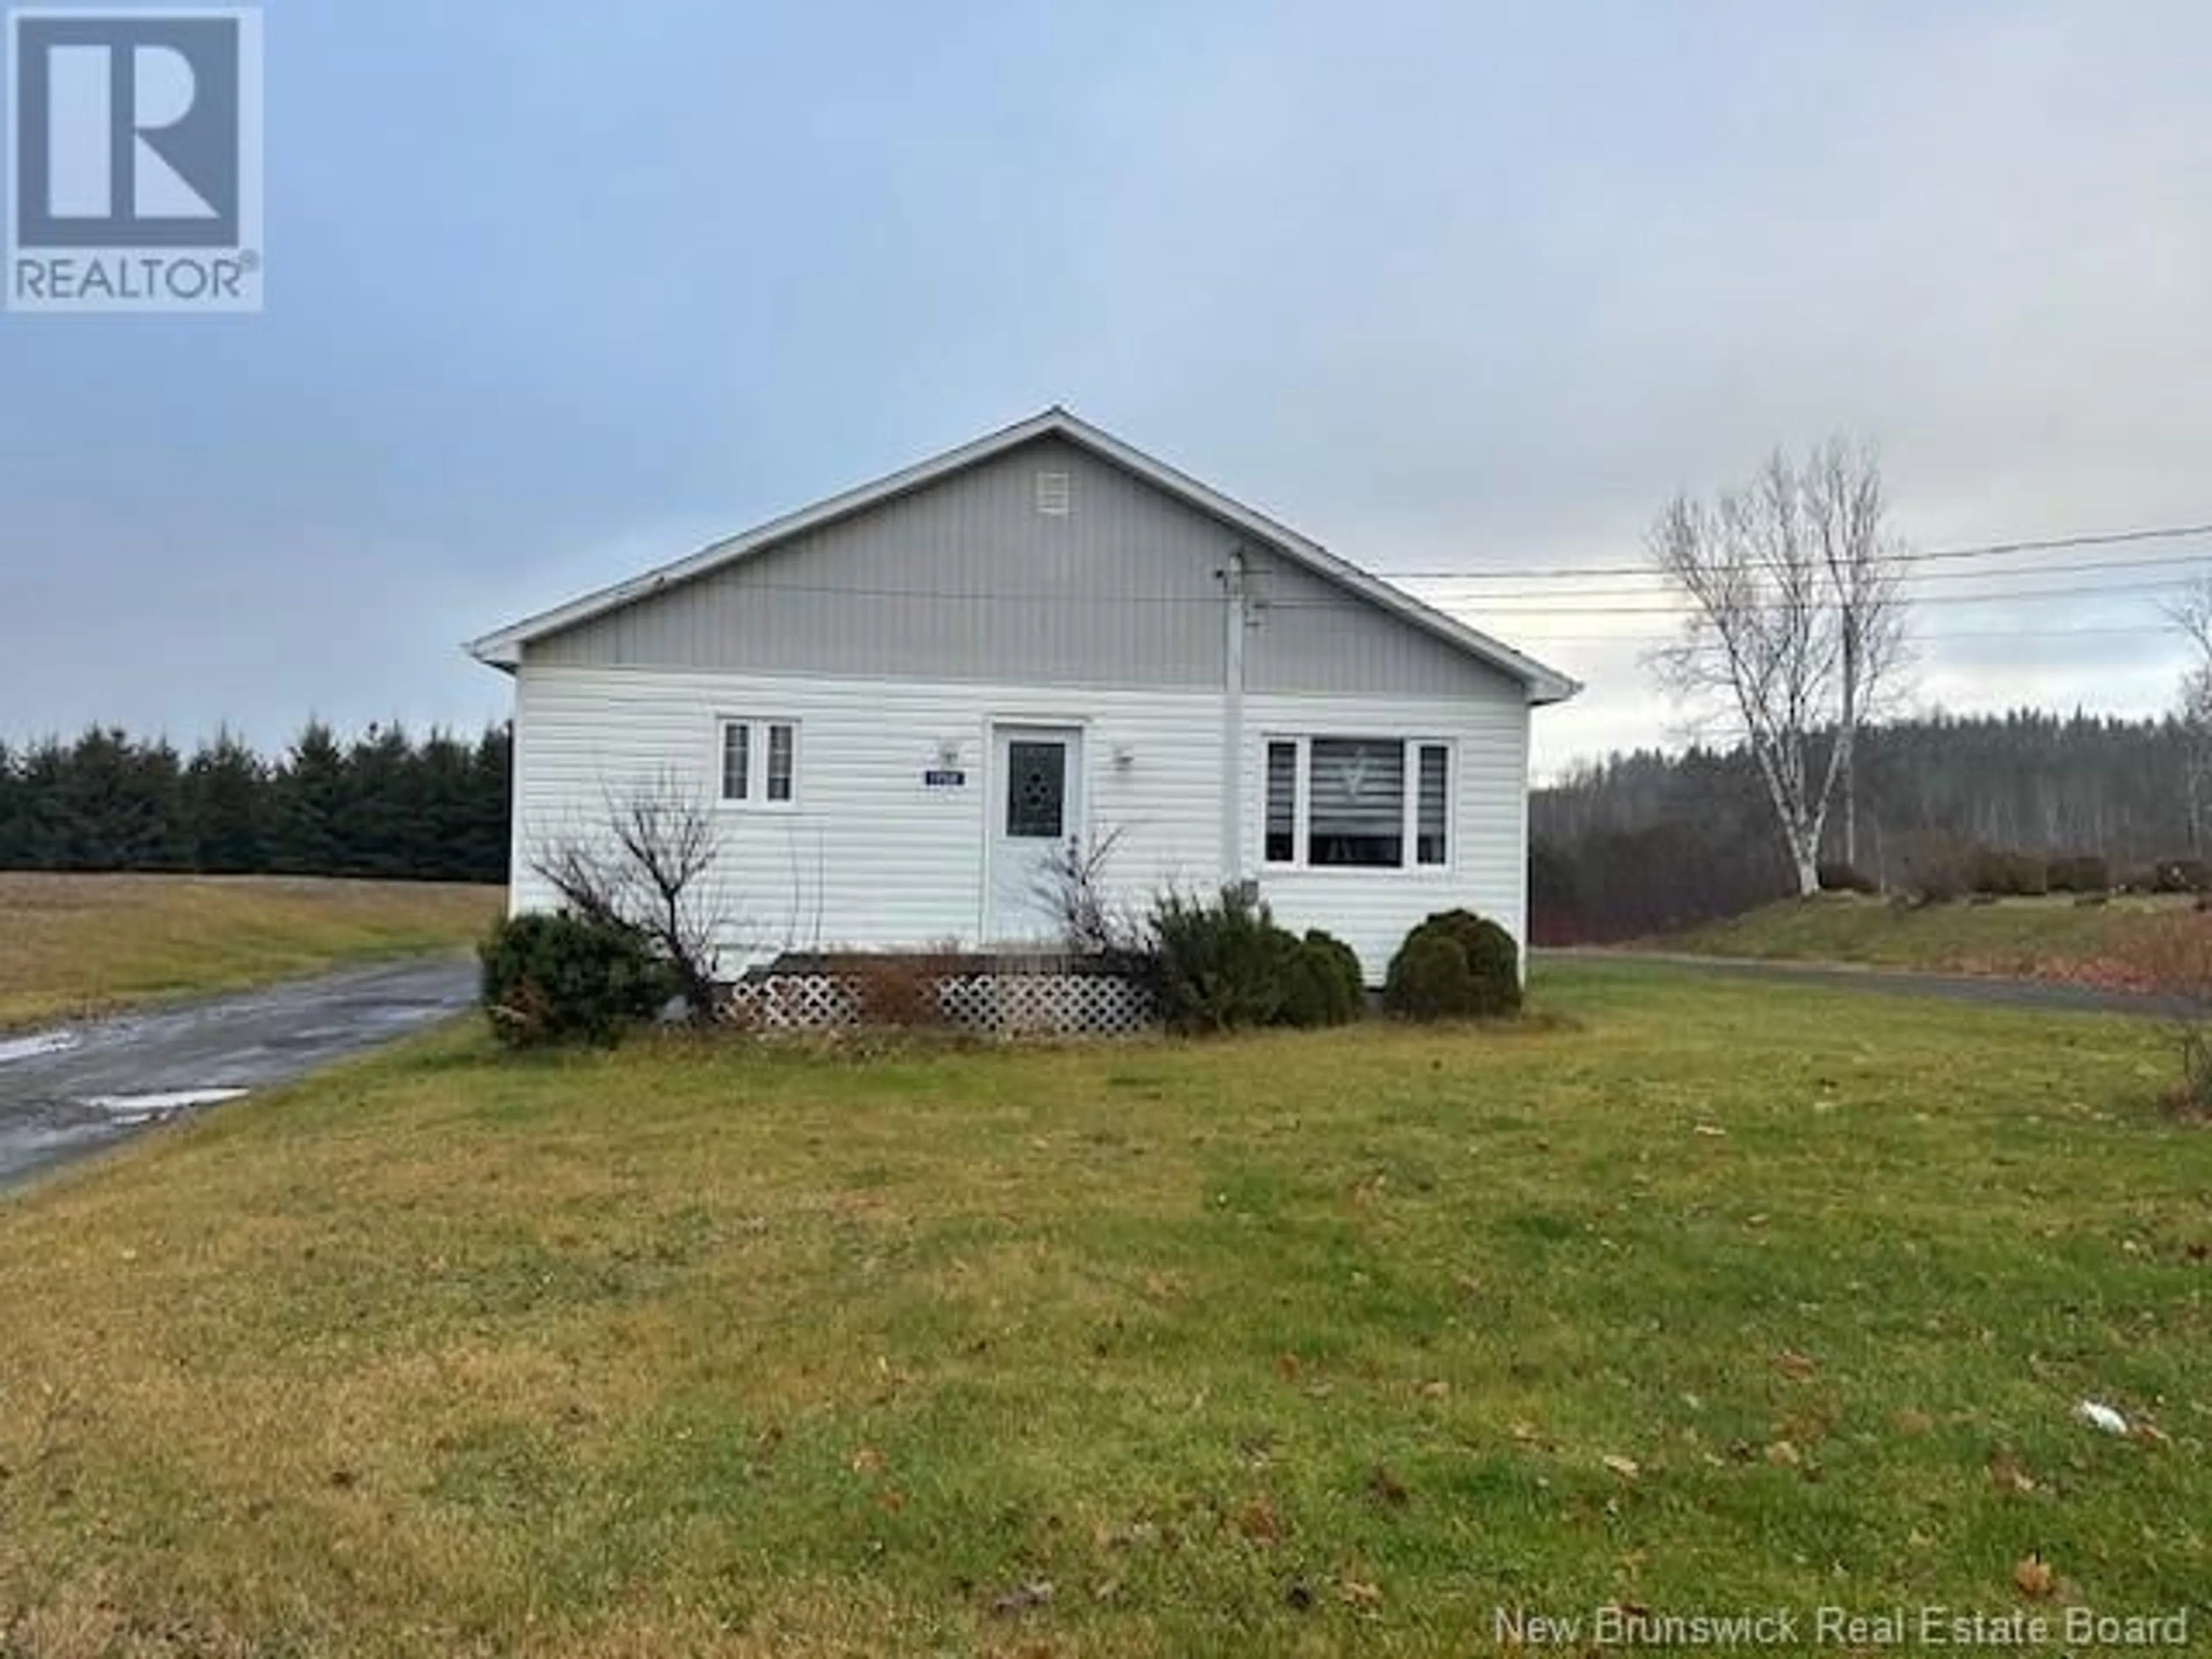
1,963,2206,1655
0,874,505,1030
1666,892,2201,988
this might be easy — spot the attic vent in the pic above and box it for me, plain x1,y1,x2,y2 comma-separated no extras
1035,471,1072,516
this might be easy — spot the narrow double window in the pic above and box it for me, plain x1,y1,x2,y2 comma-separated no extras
719,719,797,807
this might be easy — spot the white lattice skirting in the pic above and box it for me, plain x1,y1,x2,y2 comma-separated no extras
723,966,1157,1036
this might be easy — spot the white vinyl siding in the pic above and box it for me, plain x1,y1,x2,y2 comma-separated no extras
512,665,1530,984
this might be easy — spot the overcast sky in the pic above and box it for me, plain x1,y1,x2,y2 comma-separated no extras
3,0,2207,778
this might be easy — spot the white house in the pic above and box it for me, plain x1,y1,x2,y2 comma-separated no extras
468,409,1580,984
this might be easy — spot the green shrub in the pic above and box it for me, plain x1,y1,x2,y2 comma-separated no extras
1146,893,1369,1035
479,912,670,1048
1147,885,1291,1034
1278,929,1366,1028
1382,909,1522,1021
1384,933,1476,1021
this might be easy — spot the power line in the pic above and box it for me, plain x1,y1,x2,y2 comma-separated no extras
1495,623,2164,647
1388,545,2212,604
1369,520,2212,583
1374,574,2206,619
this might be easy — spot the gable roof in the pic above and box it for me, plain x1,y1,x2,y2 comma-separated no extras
466,407,1581,704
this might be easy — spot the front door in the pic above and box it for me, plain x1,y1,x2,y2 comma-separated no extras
987,724,1084,942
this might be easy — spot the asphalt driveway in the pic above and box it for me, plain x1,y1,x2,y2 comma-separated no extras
0,956,478,1192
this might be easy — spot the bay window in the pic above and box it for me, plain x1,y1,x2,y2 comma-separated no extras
1263,736,1450,869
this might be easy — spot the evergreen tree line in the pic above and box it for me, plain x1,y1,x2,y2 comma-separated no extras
1533,710,2198,942
0,722,512,883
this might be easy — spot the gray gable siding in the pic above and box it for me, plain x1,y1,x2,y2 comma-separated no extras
1241,552,1519,698
529,435,1516,699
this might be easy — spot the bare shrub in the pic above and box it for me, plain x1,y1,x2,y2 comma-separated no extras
2133,913,2212,1120
531,770,743,1021
1031,827,1145,955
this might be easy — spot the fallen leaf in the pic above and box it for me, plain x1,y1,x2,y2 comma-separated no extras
2013,1553,2055,1599
1764,1440,1801,1468
992,1580,1055,1616
1775,1350,1819,1382
1510,1420,1542,1445
1988,1448,2036,1496
1339,1578,1384,1609
1237,1497,1281,1545
1601,1454,1641,1480
1416,1379,1450,1400
1275,1353,1302,1382
849,1446,886,1474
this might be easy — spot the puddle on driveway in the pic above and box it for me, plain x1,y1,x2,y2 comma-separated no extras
0,1031,77,1066
80,1088,249,1123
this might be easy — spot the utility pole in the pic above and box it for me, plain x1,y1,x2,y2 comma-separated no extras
1221,547,1248,887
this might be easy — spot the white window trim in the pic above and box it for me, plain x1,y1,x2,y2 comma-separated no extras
1260,734,1454,874
715,715,801,812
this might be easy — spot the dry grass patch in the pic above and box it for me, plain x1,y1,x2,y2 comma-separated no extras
1668,891,2199,987
0,873,504,1028
0,964,2207,1654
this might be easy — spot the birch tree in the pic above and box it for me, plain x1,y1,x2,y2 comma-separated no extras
1647,440,1910,896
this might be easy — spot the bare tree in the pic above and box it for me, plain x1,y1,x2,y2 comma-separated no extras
531,770,740,1019
2167,578,2212,855
1648,440,1911,896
